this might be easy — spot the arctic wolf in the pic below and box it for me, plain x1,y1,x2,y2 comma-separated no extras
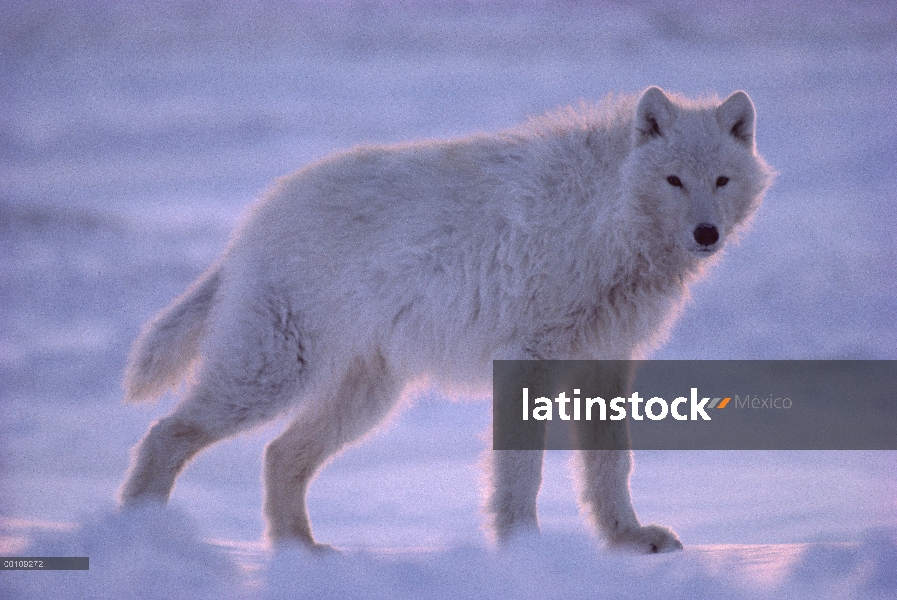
120,87,773,553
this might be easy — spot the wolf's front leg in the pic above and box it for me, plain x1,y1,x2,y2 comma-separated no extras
575,447,682,553
487,449,544,541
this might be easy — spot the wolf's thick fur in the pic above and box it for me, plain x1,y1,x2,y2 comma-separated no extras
120,87,773,553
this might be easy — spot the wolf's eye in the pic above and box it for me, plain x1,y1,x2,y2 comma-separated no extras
666,176,683,188
716,176,729,187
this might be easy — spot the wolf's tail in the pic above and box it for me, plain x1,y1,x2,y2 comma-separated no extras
123,266,221,402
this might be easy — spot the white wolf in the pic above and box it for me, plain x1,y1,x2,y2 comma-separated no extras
120,87,773,554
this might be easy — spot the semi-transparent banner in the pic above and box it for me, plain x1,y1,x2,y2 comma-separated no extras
492,360,897,450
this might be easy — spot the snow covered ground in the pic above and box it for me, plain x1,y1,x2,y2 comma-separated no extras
1,1,895,597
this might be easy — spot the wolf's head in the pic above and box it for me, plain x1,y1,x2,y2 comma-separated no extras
622,87,774,262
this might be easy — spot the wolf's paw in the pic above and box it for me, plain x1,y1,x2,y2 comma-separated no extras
608,524,683,554
307,541,338,554
271,538,339,556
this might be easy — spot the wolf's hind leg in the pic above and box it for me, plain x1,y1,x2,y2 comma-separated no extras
263,354,401,548
119,399,222,505
121,292,308,506
120,361,302,506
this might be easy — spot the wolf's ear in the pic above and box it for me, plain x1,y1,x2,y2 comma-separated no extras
716,91,756,148
634,87,676,146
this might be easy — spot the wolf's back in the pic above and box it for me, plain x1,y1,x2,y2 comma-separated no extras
123,267,221,402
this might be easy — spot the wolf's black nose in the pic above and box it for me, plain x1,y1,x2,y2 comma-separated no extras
693,224,719,247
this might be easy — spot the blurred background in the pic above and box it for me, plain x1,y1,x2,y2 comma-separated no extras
1,0,895,558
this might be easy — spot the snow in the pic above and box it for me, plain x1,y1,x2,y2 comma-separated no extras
1,1,895,598
4,506,896,599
